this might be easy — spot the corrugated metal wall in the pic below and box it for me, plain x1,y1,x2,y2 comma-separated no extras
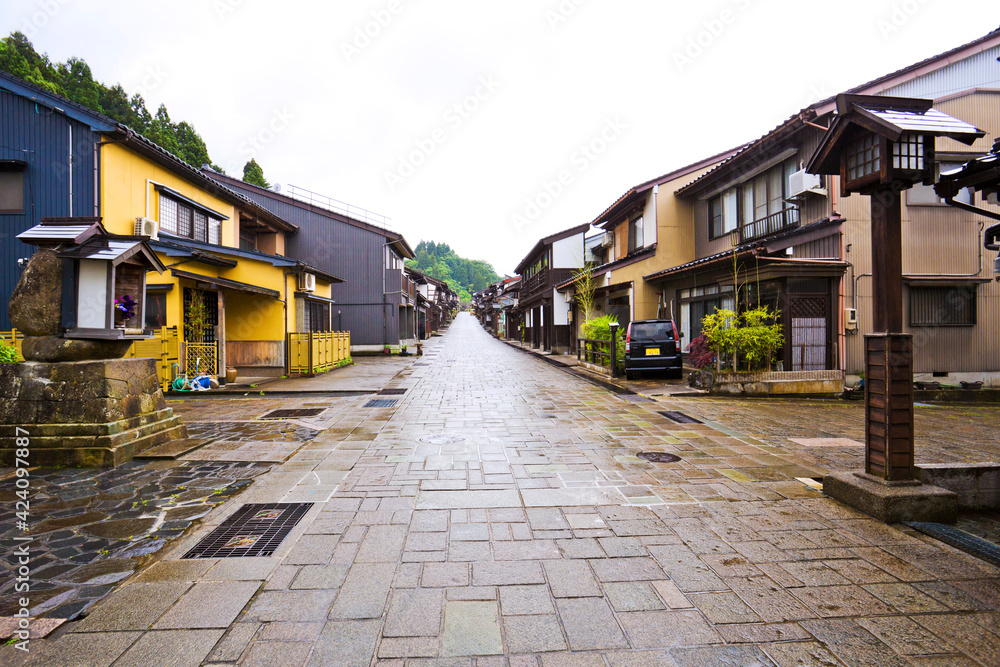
224,182,400,346
882,46,1000,102
1,90,99,328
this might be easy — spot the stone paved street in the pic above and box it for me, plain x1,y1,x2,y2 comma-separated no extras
4,312,1000,666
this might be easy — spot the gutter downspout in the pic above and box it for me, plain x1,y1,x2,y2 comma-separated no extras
68,125,73,215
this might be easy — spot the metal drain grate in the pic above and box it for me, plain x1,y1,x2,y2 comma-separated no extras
638,451,682,463
378,388,407,395
364,398,398,408
183,503,313,558
659,411,702,424
906,522,1000,567
621,395,654,403
413,363,430,367
259,408,325,420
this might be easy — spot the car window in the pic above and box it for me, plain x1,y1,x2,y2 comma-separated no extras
631,322,673,340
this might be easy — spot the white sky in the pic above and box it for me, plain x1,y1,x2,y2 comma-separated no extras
4,0,1000,275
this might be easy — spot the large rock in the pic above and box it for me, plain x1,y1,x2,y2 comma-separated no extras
21,336,132,362
9,248,63,336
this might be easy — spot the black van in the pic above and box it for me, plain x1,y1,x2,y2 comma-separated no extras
623,319,682,380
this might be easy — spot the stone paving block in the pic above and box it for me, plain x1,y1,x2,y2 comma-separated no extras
0,630,141,667
133,559,215,583
493,540,562,560
598,537,646,557
329,562,396,619
407,531,450,551
715,621,810,644
112,629,224,667
790,585,896,618
355,524,408,562
651,580,693,609
241,640,313,667
264,565,300,591
539,654,606,667
669,645,776,666
69,581,192,631
802,619,912,667
588,556,667,582
207,622,261,662
247,590,337,622
689,591,761,624
451,523,491,541
725,576,815,622
290,563,351,590
417,490,522,509
384,588,445,637
856,615,956,656
204,557,279,581
283,535,339,565
441,601,503,657
555,597,629,650
499,584,555,615
446,586,498,601
257,621,325,641
503,614,567,653
555,538,605,559
645,545,729,592
154,580,261,629
618,609,722,650
521,488,623,507
759,640,846,667
450,541,493,561
602,581,665,612
473,562,546,586
912,613,1000,665
860,583,951,614
307,619,381,667
377,636,440,658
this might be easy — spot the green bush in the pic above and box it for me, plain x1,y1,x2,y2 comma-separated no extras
701,306,783,372
0,342,20,363
581,315,625,372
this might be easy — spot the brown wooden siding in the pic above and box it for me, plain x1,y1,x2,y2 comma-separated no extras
226,340,284,367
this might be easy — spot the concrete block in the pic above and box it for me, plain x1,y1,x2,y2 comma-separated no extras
823,471,957,524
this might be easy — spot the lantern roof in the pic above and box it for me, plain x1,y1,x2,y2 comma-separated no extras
16,217,107,246
57,237,165,273
808,95,984,176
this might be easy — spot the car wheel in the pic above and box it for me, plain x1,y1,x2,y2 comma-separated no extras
625,371,634,381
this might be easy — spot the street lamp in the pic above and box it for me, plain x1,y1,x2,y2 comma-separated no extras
807,94,982,521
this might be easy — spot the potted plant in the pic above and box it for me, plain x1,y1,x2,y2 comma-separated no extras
383,344,391,355
400,344,408,356
115,295,137,329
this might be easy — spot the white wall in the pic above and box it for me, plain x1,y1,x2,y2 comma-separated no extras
643,190,657,247
552,234,583,269
552,287,570,324
78,260,107,328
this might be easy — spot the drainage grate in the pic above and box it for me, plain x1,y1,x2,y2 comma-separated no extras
413,363,430,367
183,503,313,558
659,411,702,424
260,408,325,420
364,399,398,408
638,451,682,463
906,522,1000,567
378,388,407,395
621,395,654,403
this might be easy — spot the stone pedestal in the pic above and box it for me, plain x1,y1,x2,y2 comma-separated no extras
0,358,186,467
823,471,957,524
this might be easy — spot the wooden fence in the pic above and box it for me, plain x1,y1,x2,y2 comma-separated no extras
578,337,612,369
288,331,351,375
125,327,181,392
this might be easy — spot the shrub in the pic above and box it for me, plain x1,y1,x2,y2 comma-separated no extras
686,334,715,370
581,315,625,372
0,342,20,363
700,306,783,372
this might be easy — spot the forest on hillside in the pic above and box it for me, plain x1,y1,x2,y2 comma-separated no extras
0,31,220,171
407,241,501,303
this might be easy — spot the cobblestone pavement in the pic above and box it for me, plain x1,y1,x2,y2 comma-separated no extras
5,313,1000,666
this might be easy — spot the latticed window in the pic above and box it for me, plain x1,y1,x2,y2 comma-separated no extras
909,285,976,326
160,193,223,244
159,196,178,234
892,133,924,171
847,134,880,181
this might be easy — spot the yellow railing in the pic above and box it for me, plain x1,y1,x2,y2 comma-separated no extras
0,329,23,360
288,331,351,375
125,327,180,392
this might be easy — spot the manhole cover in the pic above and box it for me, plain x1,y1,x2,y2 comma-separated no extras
364,399,398,408
906,522,1000,567
637,452,682,463
183,503,313,558
658,411,702,424
419,434,470,445
378,388,407,395
260,408,325,420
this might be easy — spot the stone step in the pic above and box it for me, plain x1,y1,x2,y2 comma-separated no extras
135,437,215,460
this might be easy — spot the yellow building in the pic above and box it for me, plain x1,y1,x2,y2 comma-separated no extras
97,130,342,380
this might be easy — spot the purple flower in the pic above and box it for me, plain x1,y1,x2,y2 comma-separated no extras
115,295,137,321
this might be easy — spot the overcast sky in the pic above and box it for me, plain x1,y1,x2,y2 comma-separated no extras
4,1,999,274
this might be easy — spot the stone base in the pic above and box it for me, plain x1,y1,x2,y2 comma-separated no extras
916,463,1000,511
823,470,957,524
0,358,186,467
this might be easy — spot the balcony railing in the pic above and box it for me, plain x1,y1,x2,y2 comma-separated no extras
521,269,547,296
740,207,800,244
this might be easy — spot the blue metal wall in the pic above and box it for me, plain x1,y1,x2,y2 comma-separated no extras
223,181,401,346
0,89,100,328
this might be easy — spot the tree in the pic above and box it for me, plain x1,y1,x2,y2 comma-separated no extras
574,262,598,322
59,57,102,111
175,122,211,168
242,159,270,188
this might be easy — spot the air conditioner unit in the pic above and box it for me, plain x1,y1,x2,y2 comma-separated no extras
297,273,316,292
845,307,858,331
134,217,159,240
563,290,573,303
598,232,614,248
787,169,824,198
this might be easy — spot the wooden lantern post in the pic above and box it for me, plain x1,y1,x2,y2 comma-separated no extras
809,95,983,482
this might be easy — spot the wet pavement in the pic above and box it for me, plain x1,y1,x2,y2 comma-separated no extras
3,312,1000,666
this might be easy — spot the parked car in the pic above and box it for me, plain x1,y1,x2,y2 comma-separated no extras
624,319,682,380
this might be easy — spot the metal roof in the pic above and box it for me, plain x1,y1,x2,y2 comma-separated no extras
17,219,106,245
859,106,982,137
58,239,166,272
170,268,280,298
